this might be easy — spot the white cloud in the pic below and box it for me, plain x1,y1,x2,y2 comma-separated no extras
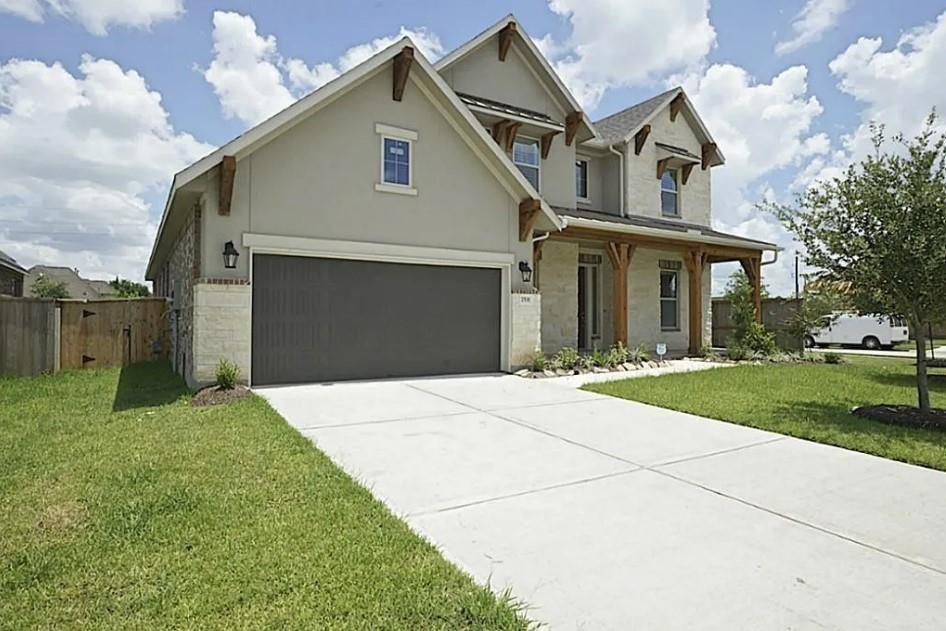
539,0,716,109
776,0,851,56
203,11,445,124
829,10,946,159
0,55,212,282
0,0,183,35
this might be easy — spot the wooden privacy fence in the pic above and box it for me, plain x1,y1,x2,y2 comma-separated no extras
0,298,170,377
712,297,803,351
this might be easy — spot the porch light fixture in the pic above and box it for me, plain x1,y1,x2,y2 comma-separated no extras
222,241,240,269
518,261,533,283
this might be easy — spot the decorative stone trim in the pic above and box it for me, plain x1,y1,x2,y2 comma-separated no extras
516,360,668,379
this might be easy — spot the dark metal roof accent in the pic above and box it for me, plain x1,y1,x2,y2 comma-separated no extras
552,206,778,249
655,142,700,160
592,88,680,144
456,92,559,126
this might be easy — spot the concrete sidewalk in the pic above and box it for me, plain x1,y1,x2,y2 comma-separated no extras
258,374,946,629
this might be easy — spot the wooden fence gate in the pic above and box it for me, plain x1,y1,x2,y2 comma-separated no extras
59,299,170,370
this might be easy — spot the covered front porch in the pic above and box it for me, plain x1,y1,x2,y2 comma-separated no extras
531,210,774,357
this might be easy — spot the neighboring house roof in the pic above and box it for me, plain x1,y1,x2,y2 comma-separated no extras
87,280,114,296
25,266,108,299
554,207,779,252
146,33,563,280
435,14,597,142
589,87,725,165
0,249,26,275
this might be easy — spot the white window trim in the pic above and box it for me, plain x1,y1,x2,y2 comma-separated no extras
576,157,590,203
659,268,680,331
660,168,680,217
376,123,417,194
512,135,541,192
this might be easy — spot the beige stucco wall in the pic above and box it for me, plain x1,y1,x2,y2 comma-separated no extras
192,282,251,386
198,68,533,291
624,105,712,226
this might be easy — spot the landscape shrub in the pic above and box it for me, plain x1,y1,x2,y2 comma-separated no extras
823,352,844,365
216,358,240,390
606,342,629,366
553,347,580,371
530,351,547,372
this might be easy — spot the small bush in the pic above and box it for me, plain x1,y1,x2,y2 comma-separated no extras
606,342,629,366
553,347,580,371
741,321,778,355
215,358,240,390
823,352,844,364
575,353,596,371
726,342,748,361
590,348,609,368
626,343,651,364
530,351,547,372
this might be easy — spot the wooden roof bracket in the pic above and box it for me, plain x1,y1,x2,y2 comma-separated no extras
656,157,671,180
540,131,560,159
701,142,718,170
518,198,542,241
219,155,236,216
681,163,695,185
499,22,517,61
634,124,651,155
504,122,523,151
565,111,583,146
669,93,685,122
392,46,414,102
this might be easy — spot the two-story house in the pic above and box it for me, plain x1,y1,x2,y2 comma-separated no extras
146,14,777,387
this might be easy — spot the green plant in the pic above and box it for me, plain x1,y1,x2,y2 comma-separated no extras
215,358,240,390
109,276,151,298
627,343,650,364
823,352,844,365
741,321,778,355
530,351,547,372
726,341,748,361
590,348,609,368
575,353,596,371
30,274,70,299
606,342,629,366
553,347,580,371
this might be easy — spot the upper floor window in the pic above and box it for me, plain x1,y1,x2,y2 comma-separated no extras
575,159,589,200
382,137,411,186
661,169,679,216
512,137,540,190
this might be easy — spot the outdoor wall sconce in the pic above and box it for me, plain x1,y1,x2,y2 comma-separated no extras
518,261,533,283
223,241,240,269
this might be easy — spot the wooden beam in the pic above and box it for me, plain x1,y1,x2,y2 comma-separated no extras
634,124,651,155
681,163,695,185
533,238,545,263
518,198,541,242
701,142,718,170
540,131,559,159
550,225,763,261
504,122,523,152
606,242,634,346
685,248,709,355
656,157,671,180
740,256,763,323
670,93,685,122
392,46,414,102
491,119,512,146
499,22,517,61
565,111,583,146
219,155,236,216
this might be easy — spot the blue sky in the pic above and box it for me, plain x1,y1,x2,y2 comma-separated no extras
1,0,945,294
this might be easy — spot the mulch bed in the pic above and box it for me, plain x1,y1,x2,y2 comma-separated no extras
191,385,252,407
853,404,946,431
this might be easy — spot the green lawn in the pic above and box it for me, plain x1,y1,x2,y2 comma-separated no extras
585,356,946,471
898,337,946,351
0,363,529,630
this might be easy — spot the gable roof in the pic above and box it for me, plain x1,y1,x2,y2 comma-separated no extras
146,35,563,279
435,14,597,141
590,87,725,164
25,265,107,299
0,249,26,275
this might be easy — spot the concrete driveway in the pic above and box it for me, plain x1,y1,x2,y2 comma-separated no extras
258,374,946,630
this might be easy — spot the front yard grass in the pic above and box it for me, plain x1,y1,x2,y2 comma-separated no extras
585,356,946,471
0,362,529,630
898,337,946,351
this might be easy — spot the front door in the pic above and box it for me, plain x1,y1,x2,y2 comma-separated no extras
577,258,601,351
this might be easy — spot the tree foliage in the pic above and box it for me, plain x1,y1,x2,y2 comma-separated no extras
723,270,776,355
30,274,69,299
765,112,946,411
109,277,150,298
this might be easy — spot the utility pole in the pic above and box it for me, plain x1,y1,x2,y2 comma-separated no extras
794,252,800,300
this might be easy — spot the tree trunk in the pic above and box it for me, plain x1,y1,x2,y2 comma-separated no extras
914,324,931,412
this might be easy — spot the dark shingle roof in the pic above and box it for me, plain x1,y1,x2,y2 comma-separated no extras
593,87,680,144
552,207,778,249
0,249,26,274
456,92,559,126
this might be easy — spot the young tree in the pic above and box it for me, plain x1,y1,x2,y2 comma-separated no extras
723,270,777,355
109,277,151,298
30,274,70,299
765,113,946,411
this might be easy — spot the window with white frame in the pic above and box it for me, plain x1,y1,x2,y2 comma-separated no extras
661,168,679,216
659,265,679,330
576,159,589,200
382,137,411,186
512,137,540,190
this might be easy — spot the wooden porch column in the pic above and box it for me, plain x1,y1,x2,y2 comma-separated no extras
685,249,709,355
740,256,763,323
606,242,634,346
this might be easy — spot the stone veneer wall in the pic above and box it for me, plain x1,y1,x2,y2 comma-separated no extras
510,292,541,369
538,240,578,354
192,281,251,386
163,212,197,384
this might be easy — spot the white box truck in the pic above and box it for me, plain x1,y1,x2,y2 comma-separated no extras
806,313,910,350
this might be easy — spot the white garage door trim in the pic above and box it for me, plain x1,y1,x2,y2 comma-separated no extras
243,233,513,386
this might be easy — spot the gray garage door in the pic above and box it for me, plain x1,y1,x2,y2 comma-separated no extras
252,254,501,385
